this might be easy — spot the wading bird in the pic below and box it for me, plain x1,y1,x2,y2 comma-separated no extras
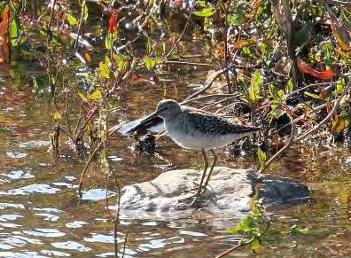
127,99,260,204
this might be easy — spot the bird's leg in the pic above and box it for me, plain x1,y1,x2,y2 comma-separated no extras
194,148,208,197
188,150,215,208
202,150,217,191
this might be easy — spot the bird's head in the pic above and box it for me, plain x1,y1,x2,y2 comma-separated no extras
154,99,182,119
125,99,181,134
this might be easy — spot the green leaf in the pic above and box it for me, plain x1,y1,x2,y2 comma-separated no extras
114,54,129,72
286,79,294,94
105,34,113,50
277,90,286,100
9,19,19,46
89,89,102,101
259,42,267,55
0,112,5,122
105,31,120,50
66,13,78,26
335,78,345,95
251,238,261,252
335,48,350,62
268,84,277,99
194,7,215,17
228,8,245,26
99,56,111,78
78,92,89,103
99,62,110,78
257,147,267,167
146,38,153,55
243,46,251,55
291,224,309,235
0,3,6,12
198,1,206,7
249,70,263,103
241,215,256,231
144,56,158,70
82,4,88,22
304,91,322,100
229,215,257,234
252,70,264,88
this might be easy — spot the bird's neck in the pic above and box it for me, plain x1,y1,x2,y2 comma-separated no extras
163,111,182,124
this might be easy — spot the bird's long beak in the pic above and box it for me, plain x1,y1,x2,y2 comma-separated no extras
125,111,159,134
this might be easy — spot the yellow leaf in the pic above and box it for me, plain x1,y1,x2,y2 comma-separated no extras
52,111,62,121
78,92,89,102
331,115,350,133
88,89,102,101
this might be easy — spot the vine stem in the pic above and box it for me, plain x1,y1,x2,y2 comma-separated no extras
215,238,254,258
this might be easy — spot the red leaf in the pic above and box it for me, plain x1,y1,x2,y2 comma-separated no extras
0,5,11,63
298,60,336,80
108,10,119,33
173,0,183,8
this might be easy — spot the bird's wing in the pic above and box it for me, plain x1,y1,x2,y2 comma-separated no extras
183,108,261,135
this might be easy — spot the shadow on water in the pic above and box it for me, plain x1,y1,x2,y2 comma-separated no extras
0,61,351,257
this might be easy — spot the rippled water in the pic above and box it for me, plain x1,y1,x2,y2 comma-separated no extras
1,65,351,258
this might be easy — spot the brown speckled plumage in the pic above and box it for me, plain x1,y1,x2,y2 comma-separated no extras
179,106,260,136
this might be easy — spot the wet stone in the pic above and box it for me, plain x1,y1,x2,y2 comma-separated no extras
119,167,310,219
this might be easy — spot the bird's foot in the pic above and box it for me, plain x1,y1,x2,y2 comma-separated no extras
189,193,206,208
184,188,208,208
176,186,206,208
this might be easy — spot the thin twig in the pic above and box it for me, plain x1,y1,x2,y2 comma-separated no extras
163,60,215,67
165,7,193,58
222,4,232,93
77,141,102,196
75,0,87,49
78,122,123,195
121,233,128,258
215,238,254,258
296,91,346,142
290,82,332,95
263,81,350,173
275,100,335,133
259,109,295,173
182,93,242,105
184,64,237,101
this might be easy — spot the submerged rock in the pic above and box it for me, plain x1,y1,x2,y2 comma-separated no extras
119,167,310,219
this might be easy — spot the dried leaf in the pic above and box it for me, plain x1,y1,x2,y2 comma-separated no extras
331,115,350,133
325,3,351,51
298,60,336,80
233,38,256,49
0,5,10,63
304,91,322,100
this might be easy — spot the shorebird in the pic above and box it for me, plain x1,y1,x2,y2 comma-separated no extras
127,99,260,202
